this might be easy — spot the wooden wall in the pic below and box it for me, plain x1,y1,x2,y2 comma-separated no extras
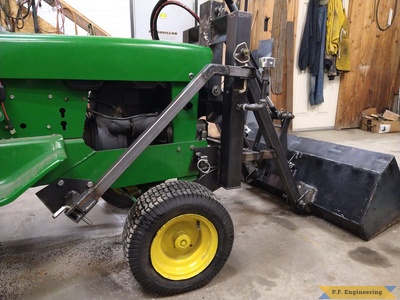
244,0,298,112
245,0,400,130
246,0,298,48
335,0,400,129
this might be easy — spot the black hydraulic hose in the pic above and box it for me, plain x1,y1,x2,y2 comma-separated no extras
225,0,238,12
31,0,39,33
150,0,167,40
151,0,200,40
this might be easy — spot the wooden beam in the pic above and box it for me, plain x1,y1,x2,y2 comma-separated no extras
271,0,287,95
286,21,295,129
42,0,111,36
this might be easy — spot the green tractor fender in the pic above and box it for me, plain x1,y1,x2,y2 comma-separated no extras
0,135,66,206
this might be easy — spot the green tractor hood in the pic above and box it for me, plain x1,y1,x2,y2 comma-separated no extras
0,33,212,81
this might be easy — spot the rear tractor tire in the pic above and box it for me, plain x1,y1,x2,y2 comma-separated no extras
122,180,234,296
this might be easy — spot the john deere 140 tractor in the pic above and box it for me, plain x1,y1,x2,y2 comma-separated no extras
1,0,399,296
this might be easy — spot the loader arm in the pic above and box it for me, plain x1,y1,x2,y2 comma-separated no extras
37,64,256,224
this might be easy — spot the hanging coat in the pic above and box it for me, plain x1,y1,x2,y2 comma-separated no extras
336,16,351,71
326,0,346,56
298,0,321,76
326,0,350,72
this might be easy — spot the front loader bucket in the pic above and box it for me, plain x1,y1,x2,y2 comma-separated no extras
288,135,400,240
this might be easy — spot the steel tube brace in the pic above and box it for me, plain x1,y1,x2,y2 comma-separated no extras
73,64,255,216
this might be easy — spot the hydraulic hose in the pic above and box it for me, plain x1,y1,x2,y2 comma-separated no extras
150,0,200,40
224,0,238,12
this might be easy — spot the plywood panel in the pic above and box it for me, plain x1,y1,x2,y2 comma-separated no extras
246,0,298,111
247,0,274,49
335,0,400,129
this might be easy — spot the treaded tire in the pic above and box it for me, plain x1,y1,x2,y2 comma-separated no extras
122,180,234,296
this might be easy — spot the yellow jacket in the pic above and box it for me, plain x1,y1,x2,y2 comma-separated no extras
326,0,350,71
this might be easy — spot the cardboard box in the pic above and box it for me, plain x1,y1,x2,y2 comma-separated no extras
382,110,400,121
360,108,400,133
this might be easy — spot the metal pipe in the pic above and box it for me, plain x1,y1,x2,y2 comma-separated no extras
225,0,238,12
130,0,135,38
31,0,39,33
88,64,255,200
238,102,266,111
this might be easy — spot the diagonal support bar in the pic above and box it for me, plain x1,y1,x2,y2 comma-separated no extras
247,81,301,208
70,64,255,219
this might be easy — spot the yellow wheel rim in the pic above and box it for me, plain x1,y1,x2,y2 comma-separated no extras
150,214,218,280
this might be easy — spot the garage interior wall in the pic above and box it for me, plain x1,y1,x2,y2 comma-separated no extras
25,0,208,38
335,0,400,129
2,0,400,131
244,0,400,130
31,0,131,37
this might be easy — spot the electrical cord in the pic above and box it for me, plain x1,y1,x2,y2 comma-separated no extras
88,97,119,111
36,0,66,34
15,0,31,29
150,0,200,40
376,0,398,31
1,102,10,121
55,0,65,33
0,81,15,134
62,6,78,34
0,81,8,121
0,0,65,33
88,110,159,121
0,0,32,30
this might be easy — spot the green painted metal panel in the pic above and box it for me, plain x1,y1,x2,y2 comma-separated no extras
0,79,88,139
0,77,204,199
0,135,67,206
171,83,200,143
36,139,207,188
0,34,212,82
0,35,211,206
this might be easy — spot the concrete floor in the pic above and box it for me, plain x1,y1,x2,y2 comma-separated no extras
1,129,400,300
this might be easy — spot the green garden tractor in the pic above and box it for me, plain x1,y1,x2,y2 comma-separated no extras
1,0,399,296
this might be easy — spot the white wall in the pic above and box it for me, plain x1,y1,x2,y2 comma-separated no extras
132,0,197,41
36,0,206,38
37,0,131,37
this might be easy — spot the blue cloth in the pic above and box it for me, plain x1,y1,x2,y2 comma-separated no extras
309,4,327,106
298,0,321,75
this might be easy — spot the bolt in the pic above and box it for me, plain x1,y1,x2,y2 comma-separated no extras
211,85,221,96
57,180,64,187
47,125,52,130
177,147,181,152
188,73,194,80
9,95,15,100
87,181,93,188
48,94,53,99
190,145,195,150
64,97,69,102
